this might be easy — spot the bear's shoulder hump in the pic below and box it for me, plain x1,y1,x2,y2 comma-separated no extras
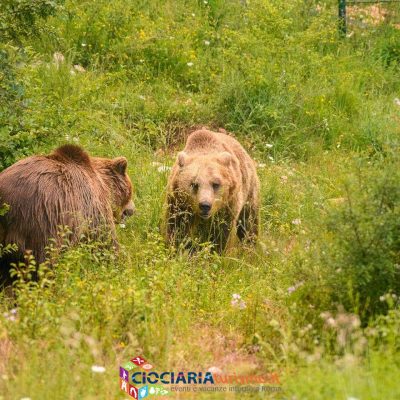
50,145,91,166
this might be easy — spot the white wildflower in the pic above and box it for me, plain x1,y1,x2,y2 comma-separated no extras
91,365,106,373
265,143,273,148
73,64,86,73
157,165,171,173
187,62,194,67
292,218,301,225
53,52,65,66
204,40,210,46
207,366,222,374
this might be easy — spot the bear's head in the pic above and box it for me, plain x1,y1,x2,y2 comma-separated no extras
93,157,135,222
175,151,236,219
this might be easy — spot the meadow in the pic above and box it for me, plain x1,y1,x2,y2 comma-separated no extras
0,0,400,399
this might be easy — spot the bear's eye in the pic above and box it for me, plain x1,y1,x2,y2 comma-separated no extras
212,182,220,191
190,182,199,192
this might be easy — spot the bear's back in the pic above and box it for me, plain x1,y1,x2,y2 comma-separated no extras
0,149,112,262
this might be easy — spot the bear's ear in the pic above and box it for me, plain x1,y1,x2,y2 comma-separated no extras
218,152,232,166
113,157,128,174
178,151,187,168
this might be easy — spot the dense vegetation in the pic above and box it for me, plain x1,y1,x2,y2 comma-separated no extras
1,0,400,398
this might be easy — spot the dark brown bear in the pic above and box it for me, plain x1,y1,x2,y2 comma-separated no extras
0,145,134,286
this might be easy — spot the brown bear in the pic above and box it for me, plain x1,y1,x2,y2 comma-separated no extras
164,129,260,253
0,145,134,286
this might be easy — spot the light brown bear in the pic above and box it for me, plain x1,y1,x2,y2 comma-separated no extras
0,145,134,285
164,129,260,253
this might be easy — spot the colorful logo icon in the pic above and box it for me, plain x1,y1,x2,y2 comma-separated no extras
119,356,168,398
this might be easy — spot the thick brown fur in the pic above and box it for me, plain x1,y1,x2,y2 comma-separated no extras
164,129,260,253
0,145,134,286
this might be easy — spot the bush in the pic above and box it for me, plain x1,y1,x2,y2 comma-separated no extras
323,154,400,320
0,0,62,43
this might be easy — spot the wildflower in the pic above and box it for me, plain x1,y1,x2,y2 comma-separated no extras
3,309,17,322
73,64,86,73
208,366,222,374
268,156,274,162
326,317,336,327
204,40,210,46
379,295,385,302
265,143,273,148
231,293,246,309
347,397,359,400
138,95,146,100
292,218,301,225
287,286,296,294
287,281,304,294
53,52,65,66
187,62,194,67
81,43,87,47
394,98,400,106
119,223,126,229
73,137,79,142
258,163,266,169
157,165,171,173
91,365,106,373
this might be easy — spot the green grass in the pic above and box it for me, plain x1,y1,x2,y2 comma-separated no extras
1,0,400,399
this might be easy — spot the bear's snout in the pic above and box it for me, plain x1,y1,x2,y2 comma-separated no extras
199,202,212,218
122,200,136,220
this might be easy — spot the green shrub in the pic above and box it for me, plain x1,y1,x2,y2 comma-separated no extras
322,154,400,320
0,0,62,42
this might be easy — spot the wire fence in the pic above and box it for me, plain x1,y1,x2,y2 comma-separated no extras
339,0,400,34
